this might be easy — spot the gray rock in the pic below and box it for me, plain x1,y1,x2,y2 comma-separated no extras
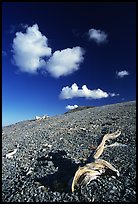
2,101,136,202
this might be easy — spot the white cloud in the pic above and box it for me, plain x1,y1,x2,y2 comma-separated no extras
46,47,84,78
12,24,85,77
12,24,52,73
109,93,120,97
88,28,108,44
116,70,129,78
66,105,78,110
59,83,109,99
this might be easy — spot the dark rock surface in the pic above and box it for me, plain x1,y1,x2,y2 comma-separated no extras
2,101,136,202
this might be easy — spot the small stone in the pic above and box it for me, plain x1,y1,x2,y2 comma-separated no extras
111,176,116,179
80,127,86,131
48,161,53,166
112,186,117,191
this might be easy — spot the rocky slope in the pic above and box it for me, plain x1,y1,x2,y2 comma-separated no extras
2,101,136,202
64,106,95,114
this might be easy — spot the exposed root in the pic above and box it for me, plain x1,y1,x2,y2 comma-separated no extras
71,129,121,192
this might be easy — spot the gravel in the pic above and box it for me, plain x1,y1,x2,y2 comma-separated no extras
2,101,136,202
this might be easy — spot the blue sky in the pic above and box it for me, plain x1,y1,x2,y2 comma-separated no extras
2,2,136,126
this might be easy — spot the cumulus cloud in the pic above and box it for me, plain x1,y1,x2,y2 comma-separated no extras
59,83,109,99
12,24,85,77
88,28,108,44
12,24,52,73
109,93,120,97
46,47,84,78
116,70,129,78
66,105,78,110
